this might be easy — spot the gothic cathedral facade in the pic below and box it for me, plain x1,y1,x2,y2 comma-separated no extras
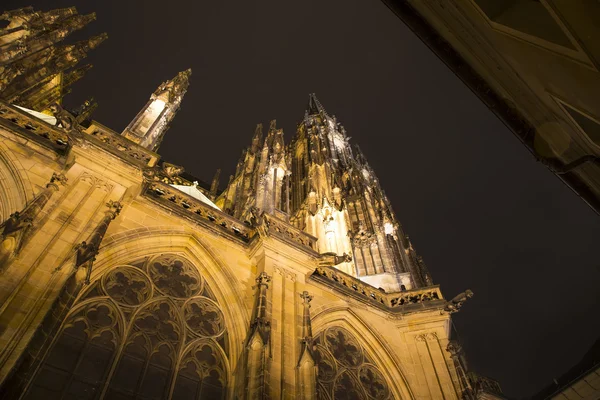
0,6,502,400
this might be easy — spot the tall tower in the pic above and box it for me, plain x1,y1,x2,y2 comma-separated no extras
288,94,431,291
0,7,104,112
217,120,290,220
122,69,191,151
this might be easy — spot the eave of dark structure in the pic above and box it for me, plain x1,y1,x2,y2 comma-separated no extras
380,0,600,215
532,337,600,399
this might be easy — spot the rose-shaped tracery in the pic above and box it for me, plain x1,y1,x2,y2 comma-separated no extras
184,297,226,338
147,254,202,298
103,265,152,306
325,327,363,368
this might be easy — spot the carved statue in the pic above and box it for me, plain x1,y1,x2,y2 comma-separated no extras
444,289,474,313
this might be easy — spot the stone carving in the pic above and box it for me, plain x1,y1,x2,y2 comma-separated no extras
444,289,474,313
147,254,202,298
184,297,226,338
318,252,352,267
55,200,121,284
49,103,77,132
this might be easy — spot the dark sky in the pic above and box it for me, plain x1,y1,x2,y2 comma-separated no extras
6,0,600,397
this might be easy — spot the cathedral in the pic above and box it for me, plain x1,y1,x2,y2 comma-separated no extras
0,6,503,400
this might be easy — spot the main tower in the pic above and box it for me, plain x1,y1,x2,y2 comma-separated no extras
218,94,432,293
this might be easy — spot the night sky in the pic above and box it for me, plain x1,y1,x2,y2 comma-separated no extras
6,0,600,397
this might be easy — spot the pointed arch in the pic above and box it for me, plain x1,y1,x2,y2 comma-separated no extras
0,142,34,221
171,338,229,399
311,307,415,400
22,297,125,399
89,226,250,378
106,296,184,399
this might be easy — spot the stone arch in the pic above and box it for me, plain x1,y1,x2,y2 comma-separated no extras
22,297,126,399
311,307,414,400
171,338,230,399
15,238,241,400
0,142,33,221
89,226,250,383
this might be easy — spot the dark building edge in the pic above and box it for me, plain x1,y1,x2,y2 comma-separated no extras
532,337,600,399
380,0,600,215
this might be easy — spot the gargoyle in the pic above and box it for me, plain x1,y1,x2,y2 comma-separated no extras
162,162,184,178
444,289,474,313
160,162,185,184
318,252,352,267
49,103,77,131
248,206,264,227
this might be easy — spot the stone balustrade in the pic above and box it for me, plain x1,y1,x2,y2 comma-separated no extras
84,123,157,167
312,265,444,312
264,214,317,252
144,181,253,243
0,103,70,153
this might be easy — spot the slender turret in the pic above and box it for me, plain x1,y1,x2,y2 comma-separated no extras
217,121,290,220
121,69,191,151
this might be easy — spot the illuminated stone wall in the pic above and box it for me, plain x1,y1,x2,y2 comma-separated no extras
0,96,488,399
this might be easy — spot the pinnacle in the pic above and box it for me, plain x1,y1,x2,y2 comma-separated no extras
87,32,108,49
306,93,327,116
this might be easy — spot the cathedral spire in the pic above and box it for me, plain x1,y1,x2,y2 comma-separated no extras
0,7,104,112
288,94,430,291
122,69,191,151
305,92,329,117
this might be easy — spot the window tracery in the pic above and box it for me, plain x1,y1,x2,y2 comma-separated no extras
314,327,391,400
23,254,228,400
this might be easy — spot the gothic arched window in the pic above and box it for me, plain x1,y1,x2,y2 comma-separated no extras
23,254,229,400
314,327,391,400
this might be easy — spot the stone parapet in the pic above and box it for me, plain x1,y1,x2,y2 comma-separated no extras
143,181,253,243
312,264,445,313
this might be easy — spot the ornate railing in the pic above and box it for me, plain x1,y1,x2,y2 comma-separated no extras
144,181,253,243
265,214,317,252
0,103,70,153
84,123,157,167
312,265,444,311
